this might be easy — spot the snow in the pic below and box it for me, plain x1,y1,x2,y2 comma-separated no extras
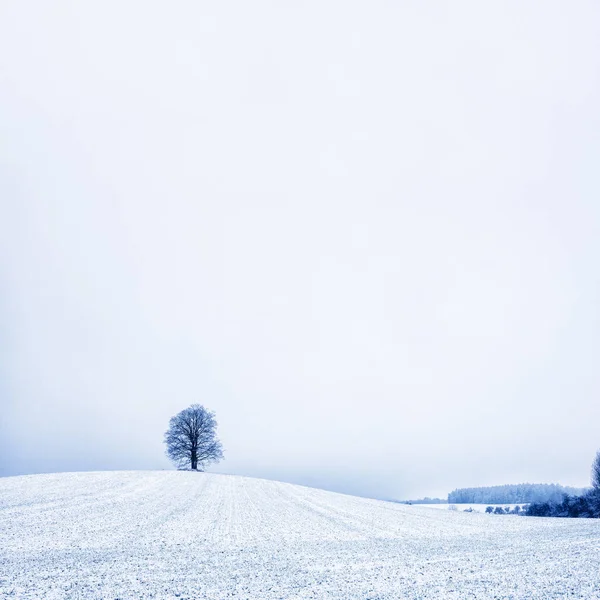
1,471,599,599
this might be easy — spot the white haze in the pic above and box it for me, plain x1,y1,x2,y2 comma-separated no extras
1,1,599,499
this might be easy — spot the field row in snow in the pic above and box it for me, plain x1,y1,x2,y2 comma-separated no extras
1,471,600,599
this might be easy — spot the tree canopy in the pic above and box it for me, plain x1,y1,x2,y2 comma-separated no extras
164,404,223,470
592,450,600,490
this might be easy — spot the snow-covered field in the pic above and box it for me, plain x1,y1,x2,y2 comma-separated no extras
1,471,599,599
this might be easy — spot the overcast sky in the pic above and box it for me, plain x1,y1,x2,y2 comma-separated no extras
1,1,599,500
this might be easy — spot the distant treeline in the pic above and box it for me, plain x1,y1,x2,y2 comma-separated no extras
526,489,600,518
448,483,588,505
399,497,446,505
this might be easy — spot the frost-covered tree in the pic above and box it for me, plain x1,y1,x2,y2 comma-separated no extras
523,451,600,519
164,404,223,470
592,450,600,490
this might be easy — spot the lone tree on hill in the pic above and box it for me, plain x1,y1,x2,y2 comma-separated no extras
592,450,600,490
164,404,223,470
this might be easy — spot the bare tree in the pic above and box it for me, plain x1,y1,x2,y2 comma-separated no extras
164,404,223,470
592,450,600,490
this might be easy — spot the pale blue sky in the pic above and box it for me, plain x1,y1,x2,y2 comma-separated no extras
1,1,599,499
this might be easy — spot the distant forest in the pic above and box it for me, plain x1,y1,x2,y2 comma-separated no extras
399,497,446,504
448,483,588,504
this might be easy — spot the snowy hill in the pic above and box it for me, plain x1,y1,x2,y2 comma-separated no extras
1,471,599,599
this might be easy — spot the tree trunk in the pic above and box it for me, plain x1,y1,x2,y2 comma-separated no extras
191,450,197,470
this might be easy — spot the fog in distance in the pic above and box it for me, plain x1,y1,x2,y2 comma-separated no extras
1,1,599,499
